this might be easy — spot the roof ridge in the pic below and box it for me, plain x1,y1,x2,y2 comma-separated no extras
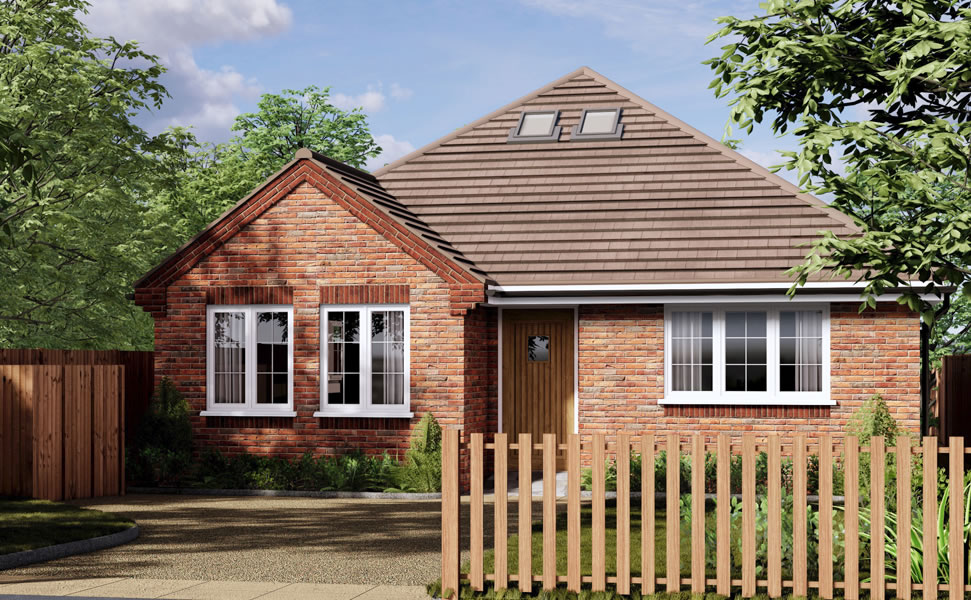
371,67,590,177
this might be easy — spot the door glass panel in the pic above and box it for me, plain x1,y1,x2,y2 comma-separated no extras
527,335,550,362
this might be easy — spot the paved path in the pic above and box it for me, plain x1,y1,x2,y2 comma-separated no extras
0,576,426,599
1,494,445,586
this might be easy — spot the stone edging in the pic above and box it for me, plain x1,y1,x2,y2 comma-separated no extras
128,486,442,500
0,525,139,571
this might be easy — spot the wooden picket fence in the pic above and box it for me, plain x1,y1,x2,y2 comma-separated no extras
441,431,969,600
0,364,126,500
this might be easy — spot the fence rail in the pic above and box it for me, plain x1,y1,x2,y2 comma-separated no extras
0,364,126,500
442,431,969,600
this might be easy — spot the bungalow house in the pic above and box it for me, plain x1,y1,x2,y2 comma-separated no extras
133,67,923,463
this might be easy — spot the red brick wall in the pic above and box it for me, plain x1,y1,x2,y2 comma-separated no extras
151,181,489,460
577,302,921,445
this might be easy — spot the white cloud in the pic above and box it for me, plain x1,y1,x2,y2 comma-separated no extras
81,0,292,141
390,83,414,100
366,134,416,171
332,88,387,113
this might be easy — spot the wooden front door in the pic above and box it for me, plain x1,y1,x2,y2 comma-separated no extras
502,309,575,467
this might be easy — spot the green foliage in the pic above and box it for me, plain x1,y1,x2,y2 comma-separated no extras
126,378,193,485
847,395,900,446
0,0,188,349
155,86,382,246
706,1,971,325
392,413,443,493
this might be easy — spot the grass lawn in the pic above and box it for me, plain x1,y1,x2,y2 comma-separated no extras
0,498,134,555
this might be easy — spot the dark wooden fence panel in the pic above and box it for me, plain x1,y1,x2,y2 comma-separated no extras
0,349,154,444
937,354,971,445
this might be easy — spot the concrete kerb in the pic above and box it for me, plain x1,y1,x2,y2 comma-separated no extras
128,486,442,500
0,525,139,571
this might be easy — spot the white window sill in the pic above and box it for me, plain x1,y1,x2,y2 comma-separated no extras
659,397,835,407
200,410,297,418
313,410,414,419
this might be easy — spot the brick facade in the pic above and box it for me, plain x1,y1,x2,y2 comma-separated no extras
146,178,493,462
576,303,921,445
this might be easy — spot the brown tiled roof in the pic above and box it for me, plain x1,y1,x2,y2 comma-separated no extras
375,67,859,286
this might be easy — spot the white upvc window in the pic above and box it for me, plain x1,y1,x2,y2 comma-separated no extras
316,304,412,418
661,304,832,405
204,305,295,416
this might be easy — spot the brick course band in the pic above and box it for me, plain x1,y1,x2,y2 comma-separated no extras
207,286,294,305
663,405,831,419
319,284,410,305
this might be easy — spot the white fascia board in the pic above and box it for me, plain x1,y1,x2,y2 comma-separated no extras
486,293,941,306
488,281,936,293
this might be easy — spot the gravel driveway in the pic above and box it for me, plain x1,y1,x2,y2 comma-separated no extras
3,494,448,586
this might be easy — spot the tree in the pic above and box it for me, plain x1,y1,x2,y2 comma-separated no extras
157,87,382,243
706,0,971,326
0,0,186,349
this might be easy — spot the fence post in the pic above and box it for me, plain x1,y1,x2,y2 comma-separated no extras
542,434,557,591
691,434,705,595
592,433,606,592
666,434,680,593
896,436,911,600
922,437,937,600
768,435,782,598
793,435,808,598
948,436,965,600
871,436,886,600
470,433,484,591
642,434,656,596
617,433,631,596
742,435,756,598
567,433,581,593
819,434,834,600
441,428,460,600
518,433,532,594
716,434,731,597
845,436,860,600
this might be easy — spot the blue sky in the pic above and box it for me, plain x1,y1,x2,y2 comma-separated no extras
81,0,790,176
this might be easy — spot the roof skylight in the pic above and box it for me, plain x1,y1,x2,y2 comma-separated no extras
571,108,623,141
508,110,561,143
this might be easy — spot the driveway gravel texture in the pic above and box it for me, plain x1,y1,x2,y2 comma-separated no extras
3,494,472,586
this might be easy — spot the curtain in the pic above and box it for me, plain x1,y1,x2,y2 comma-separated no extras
671,312,711,391
792,310,822,392
214,311,245,404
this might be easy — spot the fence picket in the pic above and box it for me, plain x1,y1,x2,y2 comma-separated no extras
922,437,937,600
641,435,656,596
441,429,460,600
845,436,860,600
691,435,705,595
542,434,556,591
896,436,911,600
518,433,532,594
666,434,680,593
617,433,631,596
470,434,484,591
567,434,580,593
948,436,964,600
716,435,731,597
742,435,756,598
793,435,808,598
494,432,508,590
871,436,885,600
592,433,606,592
819,435,834,600
768,435,782,598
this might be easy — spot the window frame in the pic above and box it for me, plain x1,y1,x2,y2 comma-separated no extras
316,304,413,418
570,108,624,141
204,304,296,417
661,304,832,406
507,110,562,143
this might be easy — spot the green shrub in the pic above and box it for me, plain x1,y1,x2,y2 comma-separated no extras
126,378,193,485
392,413,442,492
847,394,899,445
